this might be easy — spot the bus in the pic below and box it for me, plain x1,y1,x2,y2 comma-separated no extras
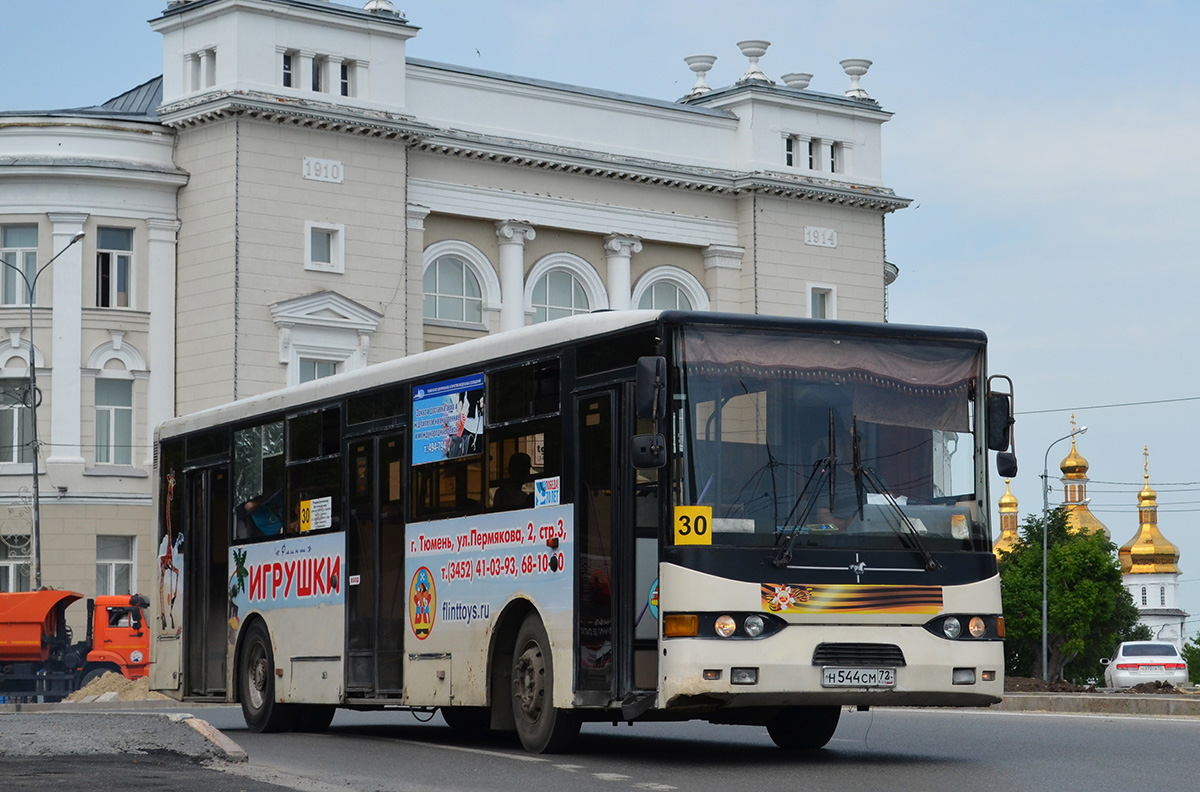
150,310,1017,753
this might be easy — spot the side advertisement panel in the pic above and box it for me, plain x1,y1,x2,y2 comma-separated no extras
404,505,573,707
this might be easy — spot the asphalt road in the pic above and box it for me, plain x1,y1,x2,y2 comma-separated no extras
203,706,1200,792
4,704,1199,791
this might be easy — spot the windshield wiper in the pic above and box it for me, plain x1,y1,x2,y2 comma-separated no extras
850,417,940,571
771,456,833,568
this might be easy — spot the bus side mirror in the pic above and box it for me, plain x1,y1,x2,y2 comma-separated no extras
987,392,1013,452
636,356,667,422
631,433,667,469
996,452,1018,478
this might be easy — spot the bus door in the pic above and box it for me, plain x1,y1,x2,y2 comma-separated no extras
183,464,229,698
346,433,406,696
576,387,655,708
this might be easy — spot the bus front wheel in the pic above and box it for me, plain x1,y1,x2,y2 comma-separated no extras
766,705,841,750
239,620,295,733
511,613,580,753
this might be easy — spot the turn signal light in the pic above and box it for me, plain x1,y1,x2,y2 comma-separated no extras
664,614,699,637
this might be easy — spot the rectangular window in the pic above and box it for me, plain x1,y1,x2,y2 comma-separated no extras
0,378,32,464
807,139,817,170
305,222,344,273
1,224,38,306
299,358,338,383
96,535,134,596
283,52,294,88
340,62,352,97
830,142,840,174
809,286,835,320
0,539,31,592
312,57,324,92
234,421,286,541
785,136,794,167
311,228,332,264
95,378,133,465
96,227,132,308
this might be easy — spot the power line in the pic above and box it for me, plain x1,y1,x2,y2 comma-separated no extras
1016,395,1200,416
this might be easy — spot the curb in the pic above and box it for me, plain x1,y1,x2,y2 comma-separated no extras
180,714,249,762
994,693,1200,718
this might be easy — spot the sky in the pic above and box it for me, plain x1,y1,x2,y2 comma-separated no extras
4,1,1200,637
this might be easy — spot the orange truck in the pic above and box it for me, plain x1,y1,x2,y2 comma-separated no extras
0,590,150,702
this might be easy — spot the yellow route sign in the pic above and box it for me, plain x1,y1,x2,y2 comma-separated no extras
674,506,713,546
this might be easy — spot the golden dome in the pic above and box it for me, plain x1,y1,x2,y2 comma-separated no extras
998,479,1018,512
993,479,1020,560
1119,447,1179,575
1064,501,1109,540
1059,414,1089,479
1060,437,1089,478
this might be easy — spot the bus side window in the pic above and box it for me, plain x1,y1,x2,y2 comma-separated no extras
487,420,560,511
233,421,285,541
411,457,484,520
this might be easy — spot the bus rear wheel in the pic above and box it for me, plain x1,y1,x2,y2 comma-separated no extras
511,613,579,753
766,705,841,750
239,620,295,733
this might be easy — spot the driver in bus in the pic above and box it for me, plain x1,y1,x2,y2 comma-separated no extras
492,452,534,510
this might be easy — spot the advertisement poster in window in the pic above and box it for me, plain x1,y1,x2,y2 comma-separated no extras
412,373,484,465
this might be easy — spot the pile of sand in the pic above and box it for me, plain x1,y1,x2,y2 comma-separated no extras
65,671,174,702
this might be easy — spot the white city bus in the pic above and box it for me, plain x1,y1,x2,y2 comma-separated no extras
150,310,1016,752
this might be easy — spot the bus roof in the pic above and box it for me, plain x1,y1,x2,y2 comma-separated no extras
158,311,987,440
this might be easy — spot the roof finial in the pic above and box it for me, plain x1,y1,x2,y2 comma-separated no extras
1144,444,1150,482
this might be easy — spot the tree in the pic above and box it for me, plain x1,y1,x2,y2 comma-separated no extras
997,507,1142,683
1182,638,1200,685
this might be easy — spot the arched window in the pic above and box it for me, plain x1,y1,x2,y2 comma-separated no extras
1141,587,1147,606
422,240,500,329
633,266,709,312
87,336,146,469
1161,586,1166,606
525,253,607,324
424,256,482,323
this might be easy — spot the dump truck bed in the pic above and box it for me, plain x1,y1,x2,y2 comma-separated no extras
0,591,82,662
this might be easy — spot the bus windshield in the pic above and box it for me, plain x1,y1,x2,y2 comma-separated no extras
674,325,989,554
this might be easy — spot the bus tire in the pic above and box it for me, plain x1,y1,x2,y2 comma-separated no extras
511,612,580,753
294,704,336,733
239,620,295,733
441,706,491,734
766,705,841,750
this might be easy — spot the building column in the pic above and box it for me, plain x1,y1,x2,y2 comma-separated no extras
495,221,535,332
145,219,179,467
199,48,215,89
702,244,745,313
298,50,316,92
48,212,88,467
603,234,642,311
407,204,430,353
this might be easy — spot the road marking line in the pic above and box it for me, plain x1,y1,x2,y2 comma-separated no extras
634,783,677,790
360,734,550,762
593,772,632,781
555,764,585,772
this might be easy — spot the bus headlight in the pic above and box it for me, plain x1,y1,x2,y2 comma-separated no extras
969,617,986,638
743,615,765,638
714,615,737,638
943,617,962,639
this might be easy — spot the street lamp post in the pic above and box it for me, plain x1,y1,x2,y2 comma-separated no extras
1,230,85,590
1040,424,1086,681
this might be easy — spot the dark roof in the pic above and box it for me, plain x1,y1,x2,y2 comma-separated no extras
0,77,162,122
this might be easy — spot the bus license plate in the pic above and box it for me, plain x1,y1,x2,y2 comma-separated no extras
821,667,896,688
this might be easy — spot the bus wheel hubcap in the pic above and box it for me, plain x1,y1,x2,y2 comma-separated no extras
514,641,545,721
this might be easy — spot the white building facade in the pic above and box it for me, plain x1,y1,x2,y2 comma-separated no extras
1,0,910,620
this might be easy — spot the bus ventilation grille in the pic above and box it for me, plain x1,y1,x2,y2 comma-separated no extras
812,643,907,667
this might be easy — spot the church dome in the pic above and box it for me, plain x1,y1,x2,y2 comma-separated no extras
1060,439,1089,478
1119,448,1179,575
993,479,1020,560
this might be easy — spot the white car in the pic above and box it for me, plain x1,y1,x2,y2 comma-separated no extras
1102,641,1189,688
